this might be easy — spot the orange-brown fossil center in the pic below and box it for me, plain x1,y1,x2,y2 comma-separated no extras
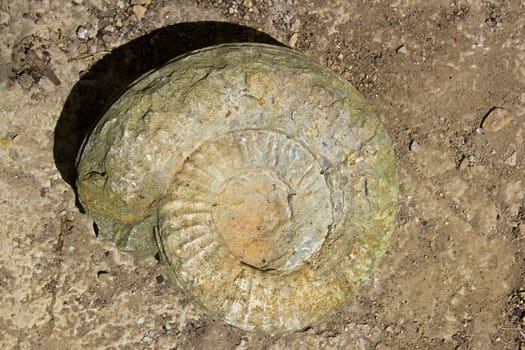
212,169,291,270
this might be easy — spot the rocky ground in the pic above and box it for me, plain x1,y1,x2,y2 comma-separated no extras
1,0,525,349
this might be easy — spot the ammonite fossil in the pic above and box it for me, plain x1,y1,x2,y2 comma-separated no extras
76,43,398,334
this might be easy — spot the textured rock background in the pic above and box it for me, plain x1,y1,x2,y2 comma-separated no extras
1,0,524,349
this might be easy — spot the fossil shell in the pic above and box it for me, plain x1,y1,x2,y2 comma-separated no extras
76,43,398,334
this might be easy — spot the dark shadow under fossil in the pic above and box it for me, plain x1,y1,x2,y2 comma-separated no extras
53,21,283,211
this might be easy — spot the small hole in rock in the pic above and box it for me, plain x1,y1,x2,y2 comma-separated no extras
97,270,108,279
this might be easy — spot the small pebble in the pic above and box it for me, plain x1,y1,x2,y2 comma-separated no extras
96,270,111,283
289,33,298,48
228,7,235,14
409,139,419,152
505,151,517,166
243,0,253,8
119,27,129,38
458,157,468,170
396,45,408,54
481,107,513,132
133,5,147,20
104,25,116,33
136,316,145,325
76,26,87,40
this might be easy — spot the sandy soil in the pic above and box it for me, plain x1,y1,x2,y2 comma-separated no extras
1,0,525,349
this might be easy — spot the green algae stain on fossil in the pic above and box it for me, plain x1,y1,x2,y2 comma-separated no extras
76,43,399,334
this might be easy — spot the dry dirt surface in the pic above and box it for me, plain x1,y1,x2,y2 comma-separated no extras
1,0,525,349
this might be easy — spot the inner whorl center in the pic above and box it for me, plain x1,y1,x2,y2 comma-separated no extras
212,169,292,270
